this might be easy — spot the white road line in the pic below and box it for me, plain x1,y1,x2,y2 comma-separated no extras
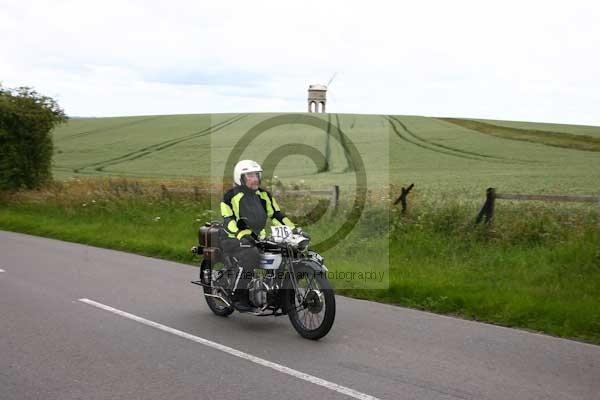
79,298,381,400
0,269,5,273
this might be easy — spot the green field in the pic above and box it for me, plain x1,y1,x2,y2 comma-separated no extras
3,112,600,343
52,113,600,199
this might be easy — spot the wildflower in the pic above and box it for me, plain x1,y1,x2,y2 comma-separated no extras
154,216,161,221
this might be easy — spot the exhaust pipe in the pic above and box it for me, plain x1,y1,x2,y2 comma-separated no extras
204,293,231,307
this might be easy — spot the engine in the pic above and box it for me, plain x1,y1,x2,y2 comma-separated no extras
248,276,279,308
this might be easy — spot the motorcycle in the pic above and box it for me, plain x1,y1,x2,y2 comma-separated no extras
191,222,336,340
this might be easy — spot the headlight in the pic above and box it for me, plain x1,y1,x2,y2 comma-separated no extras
297,238,309,250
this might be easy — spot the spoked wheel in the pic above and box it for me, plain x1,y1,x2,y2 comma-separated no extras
285,264,336,340
201,259,234,317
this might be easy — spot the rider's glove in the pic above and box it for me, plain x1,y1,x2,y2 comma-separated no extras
292,227,310,239
239,235,256,247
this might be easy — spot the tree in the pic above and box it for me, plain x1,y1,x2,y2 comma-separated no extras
0,85,67,190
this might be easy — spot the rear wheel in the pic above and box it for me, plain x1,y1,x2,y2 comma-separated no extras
201,259,234,317
285,263,336,340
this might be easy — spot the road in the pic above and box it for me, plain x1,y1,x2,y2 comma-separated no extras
1,230,599,400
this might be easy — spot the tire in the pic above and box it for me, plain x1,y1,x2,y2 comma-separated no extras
201,259,234,317
284,263,336,340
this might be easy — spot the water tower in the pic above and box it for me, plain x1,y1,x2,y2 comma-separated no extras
307,84,327,113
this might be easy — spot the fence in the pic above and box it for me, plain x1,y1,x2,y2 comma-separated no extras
161,184,340,210
393,183,414,213
476,187,600,228
272,185,339,210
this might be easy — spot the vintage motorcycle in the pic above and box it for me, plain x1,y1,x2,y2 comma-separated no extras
191,222,336,340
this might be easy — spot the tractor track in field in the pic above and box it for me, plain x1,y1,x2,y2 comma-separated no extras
386,116,536,164
386,116,487,161
319,114,354,174
73,114,246,174
57,116,165,141
335,114,355,172
321,114,332,173
388,116,509,161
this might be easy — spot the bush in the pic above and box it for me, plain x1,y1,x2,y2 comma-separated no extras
0,85,67,190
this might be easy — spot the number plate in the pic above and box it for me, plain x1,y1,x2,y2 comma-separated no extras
271,226,292,242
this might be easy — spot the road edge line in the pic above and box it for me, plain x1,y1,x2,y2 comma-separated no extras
78,298,381,400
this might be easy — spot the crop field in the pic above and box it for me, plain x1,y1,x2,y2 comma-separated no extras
474,118,600,138
4,113,600,343
52,113,600,200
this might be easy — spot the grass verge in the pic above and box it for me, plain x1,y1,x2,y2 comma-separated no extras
1,178,599,344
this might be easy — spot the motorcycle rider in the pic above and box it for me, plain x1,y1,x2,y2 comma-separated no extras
220,160,295,312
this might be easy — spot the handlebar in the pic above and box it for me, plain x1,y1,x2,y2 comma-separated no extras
256,233,310,251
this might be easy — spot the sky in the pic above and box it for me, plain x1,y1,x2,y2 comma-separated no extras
1,0,600,125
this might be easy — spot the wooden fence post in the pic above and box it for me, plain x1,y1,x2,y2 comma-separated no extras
330,185,339,210
476,187,496,224
393,183,414,213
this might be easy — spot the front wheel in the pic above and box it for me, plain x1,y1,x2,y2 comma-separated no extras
284,264,336,340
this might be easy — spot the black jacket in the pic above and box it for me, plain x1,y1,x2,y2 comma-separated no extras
220,185,295,240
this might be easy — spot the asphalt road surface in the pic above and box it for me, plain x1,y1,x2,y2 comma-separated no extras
1,230,599,400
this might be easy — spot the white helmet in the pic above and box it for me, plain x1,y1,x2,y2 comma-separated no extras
233,160,263,186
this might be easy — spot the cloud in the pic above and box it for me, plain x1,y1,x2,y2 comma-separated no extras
142,68,267,88
1,0,599,125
